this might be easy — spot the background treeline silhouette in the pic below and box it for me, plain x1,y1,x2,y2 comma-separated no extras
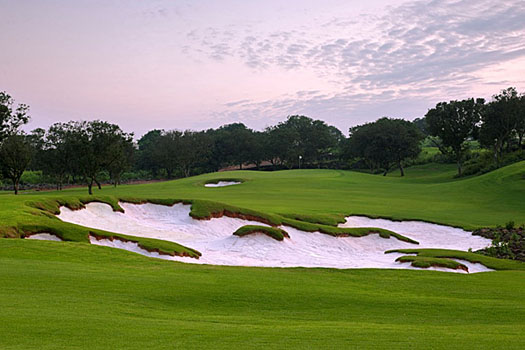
0,87,524,194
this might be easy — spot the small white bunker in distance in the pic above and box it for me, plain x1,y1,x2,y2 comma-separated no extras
204,181,241,187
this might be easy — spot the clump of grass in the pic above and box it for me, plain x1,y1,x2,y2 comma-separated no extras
233,225,289,241
386,248,525,271
395,255,468,272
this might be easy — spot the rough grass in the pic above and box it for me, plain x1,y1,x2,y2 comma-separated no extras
233,225,289,241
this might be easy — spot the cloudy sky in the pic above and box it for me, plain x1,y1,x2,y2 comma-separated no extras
2,0,525,137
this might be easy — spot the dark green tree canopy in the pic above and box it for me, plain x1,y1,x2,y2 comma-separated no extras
348,117,423,176
425,98,485,175
0,92,30,141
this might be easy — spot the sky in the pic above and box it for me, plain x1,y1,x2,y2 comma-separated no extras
1,0,525,137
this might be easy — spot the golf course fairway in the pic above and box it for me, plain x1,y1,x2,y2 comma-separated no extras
1,162,525,348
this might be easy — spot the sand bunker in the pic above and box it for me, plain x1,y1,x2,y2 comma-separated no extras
25,233,63,241
204,181,241,187
56,202,493,273
339,216,490,252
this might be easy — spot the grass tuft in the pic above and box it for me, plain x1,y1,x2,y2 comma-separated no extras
233,225,289,241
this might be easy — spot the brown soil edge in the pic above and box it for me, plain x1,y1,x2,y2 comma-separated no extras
89,233,200,259
395,256,469,273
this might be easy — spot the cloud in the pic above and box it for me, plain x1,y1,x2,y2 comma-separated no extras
184,0,525,131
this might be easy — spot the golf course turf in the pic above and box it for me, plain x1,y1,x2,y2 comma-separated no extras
1,161,525,348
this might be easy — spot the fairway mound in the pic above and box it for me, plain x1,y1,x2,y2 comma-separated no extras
25,233,62,241
204,180,242,187
55,202,494,272
233,225,289,241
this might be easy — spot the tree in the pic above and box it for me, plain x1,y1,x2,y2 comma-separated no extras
107,136,135,186
425,98,485,176
0,133,32,194
0,92,30,142
479,88,521,165
347,118,423,176
214,123,254,169
62,120,133,194
266,115,343,168
516,94,525,149
177,131,213,177
137,129,164,177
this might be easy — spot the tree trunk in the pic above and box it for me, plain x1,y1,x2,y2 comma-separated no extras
239,162,243,170
398,160,405,177
456,158,462,176
95,179,102,190
13,178,19,195
88,178,94,195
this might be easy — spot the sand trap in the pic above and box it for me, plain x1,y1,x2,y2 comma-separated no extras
339,216,490,251
56,202,493,273
25,233,63,241
204,181,241,187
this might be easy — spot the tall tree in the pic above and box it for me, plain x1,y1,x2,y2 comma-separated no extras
137,129,164,176
347,118,423,176
425,98,485,176
63,121,133,194
214,123,254,169
0,92,30,142
479,88,521,165
0,133,32,194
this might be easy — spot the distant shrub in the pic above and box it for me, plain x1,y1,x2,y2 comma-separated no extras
506,221,515,230
459,149,524,177
20,171,45,185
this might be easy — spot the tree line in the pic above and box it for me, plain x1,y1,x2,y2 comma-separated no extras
0,87,524,194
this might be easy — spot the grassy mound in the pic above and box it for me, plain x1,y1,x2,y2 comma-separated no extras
395,255,468,272
386,249,525,271
233,225,289,241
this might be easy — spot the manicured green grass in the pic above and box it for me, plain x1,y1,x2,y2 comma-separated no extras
1,239,525,349
2,162,525,348
233,225,289,241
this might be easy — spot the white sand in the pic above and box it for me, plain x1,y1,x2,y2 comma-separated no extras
25,233,63,241
204,181,241,187
57,202,493,273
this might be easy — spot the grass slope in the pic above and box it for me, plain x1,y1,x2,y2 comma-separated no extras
4,161,522,230
1,239,525,349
